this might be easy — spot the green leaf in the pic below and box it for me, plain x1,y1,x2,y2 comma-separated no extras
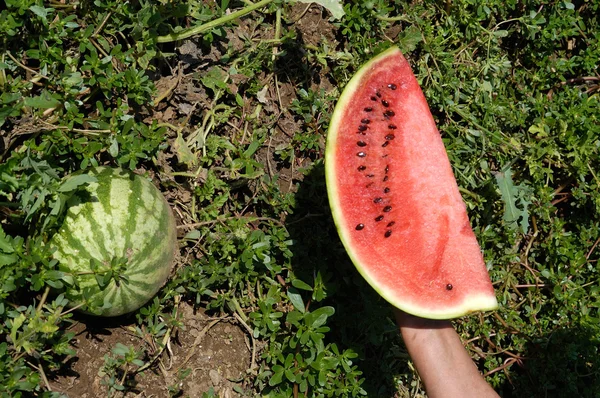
287,287,305,313
243,140,260,157
286,310,304,326
23,94,60,109
184,229,202,240
200,68,228,93
292,279,313,291
95,272,107,289
307,306,335,328
0,227,14,253
58,174,97,192
109,137,119,158
0,253,18,266
269,365,284,386
494,168,531,234
29,5,50,20
112,343,130,356
298,0,345,20
173,133,197,168
285,369,296,382
397,26,423,53
27,192,46,220
318,369,326,386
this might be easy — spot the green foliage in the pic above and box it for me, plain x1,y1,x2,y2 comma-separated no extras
100,343,145,396
494,168,531,233
0,0,599,396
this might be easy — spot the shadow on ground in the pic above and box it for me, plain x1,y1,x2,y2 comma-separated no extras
286,161,412,396
286,163,600,397
498,324,600,397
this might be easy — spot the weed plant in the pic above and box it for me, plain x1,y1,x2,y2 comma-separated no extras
0,0,598,396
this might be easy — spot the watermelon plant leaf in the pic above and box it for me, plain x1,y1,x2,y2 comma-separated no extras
173,132,197,168
0,227,15,254
397,26,423,53
297,0,345,20
494,168,531,234
58,174,97,193
27,191,47,221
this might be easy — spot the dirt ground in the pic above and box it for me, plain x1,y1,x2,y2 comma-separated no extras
50,303,251,397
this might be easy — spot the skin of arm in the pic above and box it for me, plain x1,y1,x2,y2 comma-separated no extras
395,310,499,398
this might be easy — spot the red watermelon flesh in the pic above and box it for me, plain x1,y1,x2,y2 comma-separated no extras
325,47,498,319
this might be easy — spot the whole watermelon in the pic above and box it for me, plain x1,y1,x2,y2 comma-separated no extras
51,167,177,317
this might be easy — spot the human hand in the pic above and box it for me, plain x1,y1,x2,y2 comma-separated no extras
393,308,499,398
393,308,452,329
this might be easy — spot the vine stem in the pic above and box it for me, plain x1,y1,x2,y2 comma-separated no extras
373,12,411,22
36,287,51,313
156,0,275,43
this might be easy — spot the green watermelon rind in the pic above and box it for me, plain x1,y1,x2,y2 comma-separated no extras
325,47,498,319
50,167,177,317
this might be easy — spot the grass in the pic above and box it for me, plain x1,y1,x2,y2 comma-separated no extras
0,0,599,396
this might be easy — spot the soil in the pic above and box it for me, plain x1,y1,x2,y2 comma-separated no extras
50,303,251,397
47,3,336,397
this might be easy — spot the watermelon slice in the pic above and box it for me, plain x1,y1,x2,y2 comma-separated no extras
325,47,498,319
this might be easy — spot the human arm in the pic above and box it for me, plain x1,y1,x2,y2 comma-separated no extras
395,310,499,398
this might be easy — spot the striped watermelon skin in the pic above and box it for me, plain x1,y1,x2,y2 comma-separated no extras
51,167,177,317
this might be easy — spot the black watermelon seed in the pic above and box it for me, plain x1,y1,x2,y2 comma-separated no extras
383,175,389,182
374,197,383,203
383,205,392,212
366,182,374,188
364,107,373,112
385,134,395,140
357,165,366,171
388,124,397,129
371,96,377,101
385,165,389,173
386,221,395,227
381,99,389,107
384,110,395,117
358,125,367,131
388,83,397,90
384,187,390,193
376,91,382,98
356,223,365,230
357,152,366,157
366,174,374,178
382,141,389,147
382,154,388,158
384,230,392,238
375,215,384,222
361,118,370,124
357,141,367,147
446,284,453,291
